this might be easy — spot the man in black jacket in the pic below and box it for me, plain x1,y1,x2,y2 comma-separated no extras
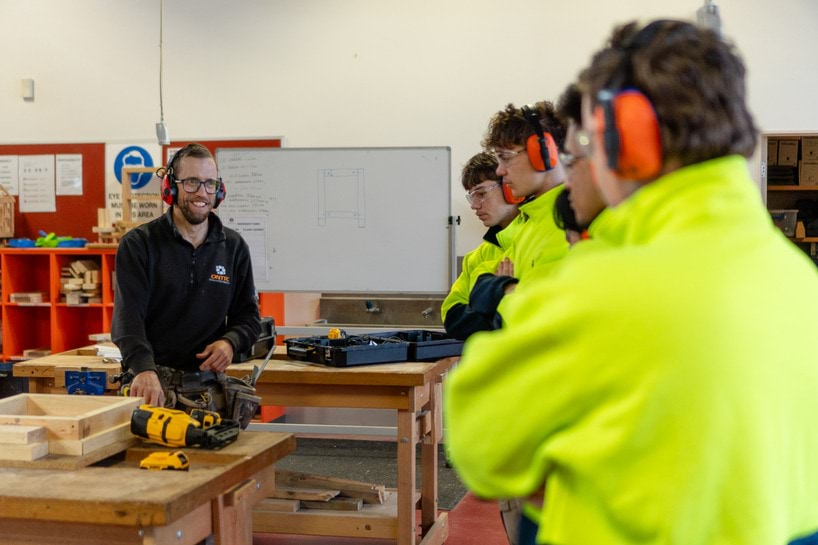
111,143,261,412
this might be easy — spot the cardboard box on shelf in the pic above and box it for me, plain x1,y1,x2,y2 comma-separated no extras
767,139,778,166
778,140,799,166
800,161,818,187
802,137,818,161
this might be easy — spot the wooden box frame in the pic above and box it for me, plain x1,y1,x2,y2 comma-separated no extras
0,394,140,455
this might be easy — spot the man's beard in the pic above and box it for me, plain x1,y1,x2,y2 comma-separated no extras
178,200,210,225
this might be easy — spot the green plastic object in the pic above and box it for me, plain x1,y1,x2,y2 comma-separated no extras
35,230,72,248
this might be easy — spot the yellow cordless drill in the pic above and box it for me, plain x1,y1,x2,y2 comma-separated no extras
130,405,240,449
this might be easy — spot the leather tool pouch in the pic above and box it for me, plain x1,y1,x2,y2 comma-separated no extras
219,375,262,429
117,366,260,428
153,366,226,415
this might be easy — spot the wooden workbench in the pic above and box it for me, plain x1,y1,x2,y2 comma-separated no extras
0,430,295,545
14,347,456,545
227,356,455,545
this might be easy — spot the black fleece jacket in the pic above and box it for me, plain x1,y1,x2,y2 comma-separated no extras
111,209,261,374
443,225,518,340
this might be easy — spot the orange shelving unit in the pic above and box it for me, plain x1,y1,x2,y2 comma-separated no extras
1,248,287,420
0,248,116,360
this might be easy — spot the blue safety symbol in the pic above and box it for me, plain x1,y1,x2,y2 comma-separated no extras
113,146,155,190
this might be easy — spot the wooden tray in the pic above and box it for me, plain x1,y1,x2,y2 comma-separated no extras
0,394,141,466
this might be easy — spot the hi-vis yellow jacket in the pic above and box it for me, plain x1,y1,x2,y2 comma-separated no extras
495,183,570,282
442,223,519,323
445,156,818,545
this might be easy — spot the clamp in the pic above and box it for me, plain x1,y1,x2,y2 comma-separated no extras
65,368,107,395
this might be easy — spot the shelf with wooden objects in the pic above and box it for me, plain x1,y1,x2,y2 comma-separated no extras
0,248,116,361
762,131,818,264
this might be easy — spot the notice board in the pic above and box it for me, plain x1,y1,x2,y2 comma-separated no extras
0,138,281,241
215,147,453,293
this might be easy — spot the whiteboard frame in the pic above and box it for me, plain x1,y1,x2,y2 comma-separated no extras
216,146,456,294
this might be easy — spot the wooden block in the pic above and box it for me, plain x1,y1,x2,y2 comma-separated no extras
49,421,132,456
0,440,49,461
10,292,45,303
22,348,51,358
86,241,120,249
276,469,387,504
301,497,363,511
0,424,46,445
97,207,110,227
272,486,340,502
255,498,301,513
796,221,807,239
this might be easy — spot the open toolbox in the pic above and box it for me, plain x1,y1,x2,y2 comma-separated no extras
368,330,463,361
285,335,409,367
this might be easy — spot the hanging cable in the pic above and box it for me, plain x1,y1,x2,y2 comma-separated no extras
159,0,164,123
155,0,170,145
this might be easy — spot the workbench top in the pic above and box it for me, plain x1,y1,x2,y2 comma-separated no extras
0,431,294,527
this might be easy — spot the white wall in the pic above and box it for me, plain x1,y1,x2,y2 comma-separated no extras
2,0,817,258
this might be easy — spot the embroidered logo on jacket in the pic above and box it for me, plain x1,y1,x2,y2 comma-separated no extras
210,265,231,285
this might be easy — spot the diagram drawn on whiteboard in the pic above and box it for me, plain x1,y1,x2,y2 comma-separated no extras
317,168,366,227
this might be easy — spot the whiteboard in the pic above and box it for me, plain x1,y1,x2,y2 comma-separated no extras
215,147,453,293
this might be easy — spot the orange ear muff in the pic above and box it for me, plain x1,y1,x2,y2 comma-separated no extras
501,179,525,204
526,132,559,172
594,89,662,181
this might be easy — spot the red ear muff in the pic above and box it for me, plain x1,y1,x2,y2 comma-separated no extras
160,170,176,206
525,132,559,172
594,89,662,180
501,179,524,204
213,181,226,209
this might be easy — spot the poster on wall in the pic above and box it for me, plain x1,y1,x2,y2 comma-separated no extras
19,155,56,213
56,154,83,195
105,142,163,223
0,156,19,195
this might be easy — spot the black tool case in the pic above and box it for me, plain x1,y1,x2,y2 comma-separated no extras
233,316,276,363
369,330,463,361
285,335,409,367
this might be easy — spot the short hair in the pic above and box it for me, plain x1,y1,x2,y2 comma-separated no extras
553,189,584,233
461,152,500,190
168,143,215,176
581,19,757,165
482,101,566,152
556,83,583,126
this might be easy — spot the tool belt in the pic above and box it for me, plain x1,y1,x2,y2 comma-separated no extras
117,366,262,430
